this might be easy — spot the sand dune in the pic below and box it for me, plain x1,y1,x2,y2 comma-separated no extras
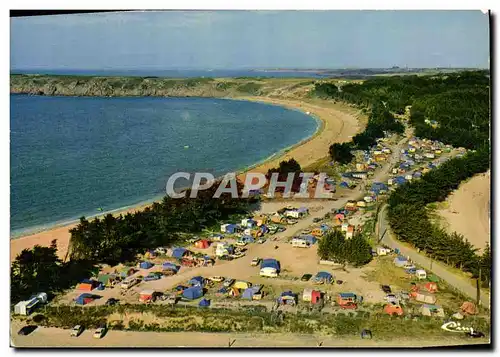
437,170,490,252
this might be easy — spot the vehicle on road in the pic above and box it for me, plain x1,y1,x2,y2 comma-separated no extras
70,325,84,337
234,241,247,247
313,218,321,223
207,276,225,282
18,325,37,336
93,326,107,339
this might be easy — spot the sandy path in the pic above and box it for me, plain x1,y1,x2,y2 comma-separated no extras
437,171,490,252
10,98,363,261
10,321,487,348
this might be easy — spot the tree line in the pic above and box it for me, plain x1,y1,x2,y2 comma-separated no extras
318,229,372,268
387,147,491,285
314,84,405,165
11,179,256,302
316,71,490,284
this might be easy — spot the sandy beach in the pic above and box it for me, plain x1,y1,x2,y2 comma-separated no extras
437,170,491,252
10,97,363,261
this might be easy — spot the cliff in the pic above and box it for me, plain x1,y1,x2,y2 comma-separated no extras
10,74,324,99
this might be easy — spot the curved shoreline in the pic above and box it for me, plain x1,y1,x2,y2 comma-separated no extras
10,96,362,261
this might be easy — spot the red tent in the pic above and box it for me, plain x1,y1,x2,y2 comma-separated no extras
424,282,438,293
311,290,322,304
195,239,210,249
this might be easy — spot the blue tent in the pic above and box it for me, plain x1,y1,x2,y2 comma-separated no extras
394,256,408,267
225,224,238,234
172,247,187,259
314,271,333,284
301,235,318,245
394,176,407,186
260,225,269,234
217,287,228,294
320,224,330,232
413,171,423,178
246,219,257,228
199,298,211,307
277,291,297,305
340,182,349,188
242,287,255,300
182,286,204,300
139,261,153,269
260,258,280,272
75,293,97,305
162,262,179,272
188,276,205,287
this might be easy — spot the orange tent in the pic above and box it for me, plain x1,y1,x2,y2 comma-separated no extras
384,304,404,316
461,302,478,315
195,240,210,249
424,282,438,293
77,283,94,291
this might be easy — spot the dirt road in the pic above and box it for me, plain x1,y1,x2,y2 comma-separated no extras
378,205,490,309
10,321,487,348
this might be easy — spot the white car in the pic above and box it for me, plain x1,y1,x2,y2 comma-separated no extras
208,276,225,282
154,247,167,255
251,258,261,266
70,325,83,337
93,326,107,339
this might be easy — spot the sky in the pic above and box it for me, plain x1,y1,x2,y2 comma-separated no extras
10,10,490,70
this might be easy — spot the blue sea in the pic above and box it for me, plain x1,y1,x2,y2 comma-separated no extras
10,95,318,236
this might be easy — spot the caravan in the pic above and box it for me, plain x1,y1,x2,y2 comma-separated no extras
292,238,310,248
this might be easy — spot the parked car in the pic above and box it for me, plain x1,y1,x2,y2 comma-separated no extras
70,325,84,337
154,247,167,255
223,279,235,288
251,257,261,266
467,331,485,338
381,285,392,294
301,274,312,282
385,294,399,304
144,273,162,282
93,326,107,339
218,255,233,261
18,325,37,336
208,276,225,282
257,238,266,244
105,298,119,306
